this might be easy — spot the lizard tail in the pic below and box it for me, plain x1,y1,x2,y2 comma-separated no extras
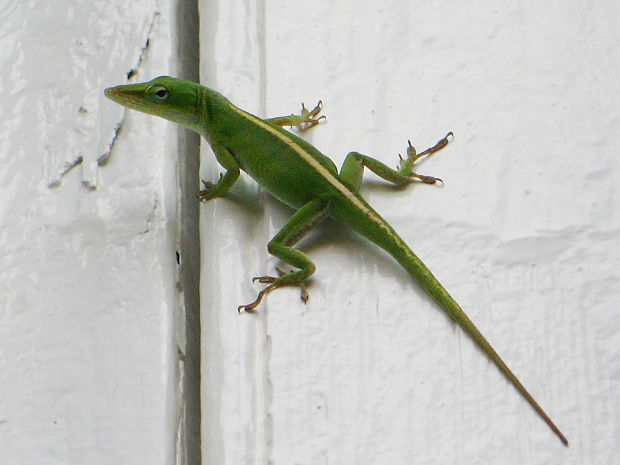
344,208,569,446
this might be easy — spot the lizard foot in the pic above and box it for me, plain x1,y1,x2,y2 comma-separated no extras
298,101,326,130
269,101,326,131
238,269,309,312
198,174,224,201
397,132,453,184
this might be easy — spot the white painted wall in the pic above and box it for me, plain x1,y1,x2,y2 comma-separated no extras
1,1,618,465
0,1,196,464
200,1,619,465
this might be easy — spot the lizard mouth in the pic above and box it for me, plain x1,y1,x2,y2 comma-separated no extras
103,86,122,101
104,85,148,112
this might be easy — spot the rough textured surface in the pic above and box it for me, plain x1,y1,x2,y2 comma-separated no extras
0,1,186,464
201,1,619,464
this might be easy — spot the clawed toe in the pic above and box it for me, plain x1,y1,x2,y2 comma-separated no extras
239,269,310,312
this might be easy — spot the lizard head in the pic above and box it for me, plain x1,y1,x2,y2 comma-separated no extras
105,76,203,130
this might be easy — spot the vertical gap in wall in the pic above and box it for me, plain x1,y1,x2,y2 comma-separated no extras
257,0,267,116
174,1,201,464
255,3,273,463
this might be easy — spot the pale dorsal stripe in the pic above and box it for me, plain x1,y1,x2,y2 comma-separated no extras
226,103,373,214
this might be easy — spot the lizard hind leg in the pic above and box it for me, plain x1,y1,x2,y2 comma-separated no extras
237,199,328,313
339,131,453,191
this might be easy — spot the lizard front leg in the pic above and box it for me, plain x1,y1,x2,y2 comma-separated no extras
264,101,326,131
198,142,240,201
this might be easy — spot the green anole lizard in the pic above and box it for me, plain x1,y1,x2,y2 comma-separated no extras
105,76,568,446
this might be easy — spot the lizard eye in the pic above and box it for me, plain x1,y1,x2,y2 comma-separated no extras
150,85,170,101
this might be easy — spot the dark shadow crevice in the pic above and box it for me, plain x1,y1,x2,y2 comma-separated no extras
173,1,201,464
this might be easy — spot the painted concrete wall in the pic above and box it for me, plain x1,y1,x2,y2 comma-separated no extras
0,1,618,465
